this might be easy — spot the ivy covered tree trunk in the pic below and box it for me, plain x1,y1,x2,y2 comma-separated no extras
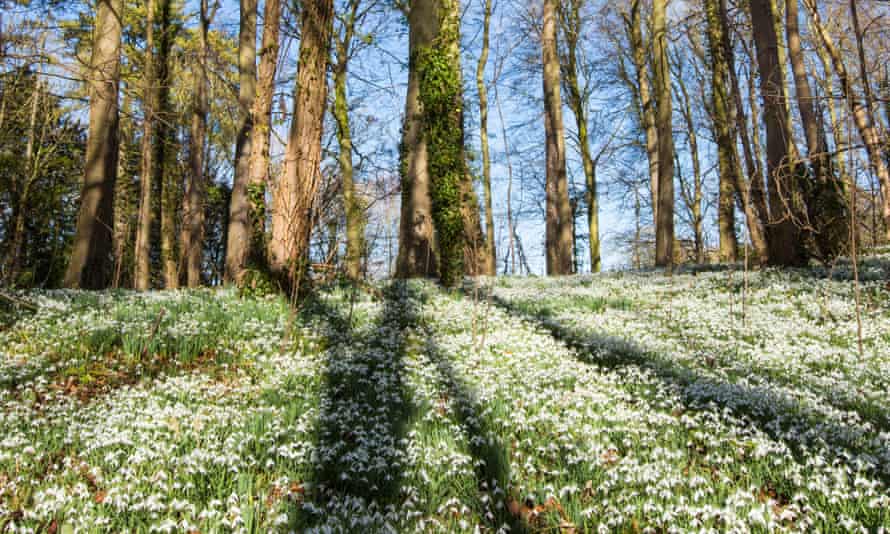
749,0,807,266
476,0,495,276
225,0,257,284
396,0,438,280
541,0,573,275
334,0,365,281
270,0,333,287
704,0,739,262
652,0,675,268
65,0,122,289
418,0,469,286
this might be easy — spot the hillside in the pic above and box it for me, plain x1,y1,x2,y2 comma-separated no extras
2,259,890,532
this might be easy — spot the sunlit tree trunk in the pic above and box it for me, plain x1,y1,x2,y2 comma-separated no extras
181,0,212,287
476,0,495,275
806,0,890,241
786,0,848,259
113,87,133,288
245,0,280,271
724,29,770,261
396,0,438,279
542,0,573,275
134,0,157,291
652,0,674,268
65,0,122,289
270,0,333,288
561,0,600,272
225,0,258,283
156,0,178,289
333,0,364,280
704,0,739,262
626,0,659,227
674,71,706,264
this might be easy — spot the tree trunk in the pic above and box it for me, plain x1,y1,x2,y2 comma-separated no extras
156,0,177,289
652,0,674,268
333,0,364,280
847,0,890,241
749,0,806,266
113,87,132,288
704,0,739,262
786,0,848,259
246,0,280,269
134,0,156,290
396,0,438,279
476,0,495,275
806,0,890,242
65,0,122,289
181,0,212,287
225,0,258,283
786,0,826,183
626,0,659,228
542,0,573,275
270,0,333,287
421,0,470,286
675,74,706,264
723,4,770,261
562,0,600,272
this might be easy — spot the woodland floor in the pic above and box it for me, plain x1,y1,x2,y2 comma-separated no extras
2,255,890,532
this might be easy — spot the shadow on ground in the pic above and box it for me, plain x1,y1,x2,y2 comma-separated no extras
488,293,890,490
292,281,525,532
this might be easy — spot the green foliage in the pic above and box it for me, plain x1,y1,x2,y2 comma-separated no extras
0,68,86,287
416,13,465,287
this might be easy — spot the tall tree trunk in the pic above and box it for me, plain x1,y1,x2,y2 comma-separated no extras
704,0,739,262
181,0,213,287
806,0,890,242
626,0,659,227
225,0,258,283
333,0,364,280
652,0,674,268
113,87,132,288
542,0,573,275
246,0,280,268
476,0,495,275
561,0,600,272
675,73,706,264
396,0,438,279
786,0,826,183
847,0,890,241
749,0,806,266
65,0,122,289
156,0,177,289
270,0,333,287
134,0,156,290
723,6,770,261
423,0,470,286
786,0,848,259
